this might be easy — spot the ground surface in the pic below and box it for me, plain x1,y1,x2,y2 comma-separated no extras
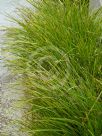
0,1,27,135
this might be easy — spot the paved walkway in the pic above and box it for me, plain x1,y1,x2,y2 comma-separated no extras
89,0,102,11
0,30,24,136
0,1,28,135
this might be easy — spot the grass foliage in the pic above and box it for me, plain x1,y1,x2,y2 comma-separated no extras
4,0,102,135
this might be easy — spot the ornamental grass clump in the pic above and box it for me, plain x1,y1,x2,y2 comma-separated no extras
4,0,102,135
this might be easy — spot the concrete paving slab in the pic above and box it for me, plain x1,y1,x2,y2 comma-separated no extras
89,0,102,11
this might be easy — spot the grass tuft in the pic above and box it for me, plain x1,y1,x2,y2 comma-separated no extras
3,0,102,135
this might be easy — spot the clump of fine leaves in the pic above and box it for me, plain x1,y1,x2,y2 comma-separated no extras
4,0,102,136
